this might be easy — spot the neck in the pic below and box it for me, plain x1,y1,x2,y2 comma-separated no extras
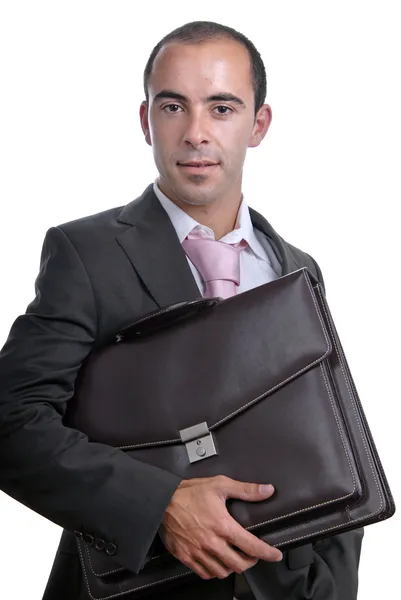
184,201,241,240
157,179,242,240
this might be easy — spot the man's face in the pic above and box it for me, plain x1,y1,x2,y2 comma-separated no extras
140,38,271,207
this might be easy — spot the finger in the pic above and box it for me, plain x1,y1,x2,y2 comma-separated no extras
193,552,233,579
226,520,283,562
215,542,259,574
217,477,276,502
178,552,216,580
197,533,260,575
190,559,216,580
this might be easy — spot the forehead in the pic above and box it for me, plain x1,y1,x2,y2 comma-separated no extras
148,39,253,100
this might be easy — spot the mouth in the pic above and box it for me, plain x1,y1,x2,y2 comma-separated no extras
177,161,219,173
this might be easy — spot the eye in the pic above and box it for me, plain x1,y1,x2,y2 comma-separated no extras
214,106,233,116
162,104,182,113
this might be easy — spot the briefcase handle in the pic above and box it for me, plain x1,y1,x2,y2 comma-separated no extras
115,297,221,341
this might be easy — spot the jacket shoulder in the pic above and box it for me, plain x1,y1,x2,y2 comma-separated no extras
284,239,325,291
57,205,125,236
249,206,325,290
48,204,133,260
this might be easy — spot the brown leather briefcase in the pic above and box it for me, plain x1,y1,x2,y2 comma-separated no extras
65,268,395,599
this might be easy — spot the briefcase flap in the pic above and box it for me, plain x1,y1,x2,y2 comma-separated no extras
68,269,332,448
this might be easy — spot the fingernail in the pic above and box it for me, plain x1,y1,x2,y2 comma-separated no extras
275,552,283,562
259,484,274,494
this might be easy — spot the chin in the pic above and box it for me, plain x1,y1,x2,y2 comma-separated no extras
159,171,220,206
178,185,219,206
182,196,216,207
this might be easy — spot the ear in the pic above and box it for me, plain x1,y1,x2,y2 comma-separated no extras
139,101,152,146
248,104,272,148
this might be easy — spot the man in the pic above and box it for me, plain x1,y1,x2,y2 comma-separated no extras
0,20,363,600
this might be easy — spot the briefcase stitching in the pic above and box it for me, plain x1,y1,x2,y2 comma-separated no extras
115,271,332,451
264,287,385,548
82,281,360,586
233,287,386,548
85,543,127,577
86,357,360,580
76,274,386,597
84,542,165,577
315,285,383,515
77,535,192,600
258,287,385,547
77,352,362,596
244,361,358,532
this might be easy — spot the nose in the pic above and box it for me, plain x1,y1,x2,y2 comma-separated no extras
183,111,210,148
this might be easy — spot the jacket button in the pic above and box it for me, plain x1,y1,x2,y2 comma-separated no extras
83,534,94,546
94,538,106,551
105,543,117,556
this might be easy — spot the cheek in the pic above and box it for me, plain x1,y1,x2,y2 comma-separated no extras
222,133,249,168
151,122,178,156
150,136,178,178
219,121,253,152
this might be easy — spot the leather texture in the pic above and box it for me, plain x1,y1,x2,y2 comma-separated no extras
64,267,395,599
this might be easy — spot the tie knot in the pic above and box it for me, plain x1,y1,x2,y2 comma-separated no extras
182,232,247,299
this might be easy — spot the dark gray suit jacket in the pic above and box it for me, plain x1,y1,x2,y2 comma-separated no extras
0,184,363,599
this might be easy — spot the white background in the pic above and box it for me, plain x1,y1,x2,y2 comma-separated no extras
0,1,400,598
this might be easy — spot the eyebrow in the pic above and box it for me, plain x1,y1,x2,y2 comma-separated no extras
153,89,246,107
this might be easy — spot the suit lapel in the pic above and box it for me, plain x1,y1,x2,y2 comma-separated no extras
116,184,298,308
249,207,299,276
116,185,201,308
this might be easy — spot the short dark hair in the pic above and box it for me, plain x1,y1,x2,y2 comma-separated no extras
143,21,267,115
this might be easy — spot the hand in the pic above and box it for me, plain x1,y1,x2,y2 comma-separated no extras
159,475,283,580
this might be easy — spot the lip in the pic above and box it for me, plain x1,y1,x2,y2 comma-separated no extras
178,161,218,166
177,162,219,173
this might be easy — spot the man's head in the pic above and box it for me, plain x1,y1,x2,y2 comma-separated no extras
140,21,272,210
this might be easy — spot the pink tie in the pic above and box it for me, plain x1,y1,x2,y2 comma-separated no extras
182,231,247,299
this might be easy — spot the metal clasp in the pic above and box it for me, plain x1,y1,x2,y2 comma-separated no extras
179,421,217,464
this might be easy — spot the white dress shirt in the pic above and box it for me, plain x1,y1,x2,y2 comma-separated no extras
153,181,278,295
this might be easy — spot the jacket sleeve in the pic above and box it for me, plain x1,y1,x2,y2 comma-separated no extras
0,226,182,574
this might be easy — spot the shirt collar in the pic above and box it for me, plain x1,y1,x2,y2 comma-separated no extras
153,180,269,261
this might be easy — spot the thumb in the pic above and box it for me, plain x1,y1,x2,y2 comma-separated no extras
222,480,275,502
